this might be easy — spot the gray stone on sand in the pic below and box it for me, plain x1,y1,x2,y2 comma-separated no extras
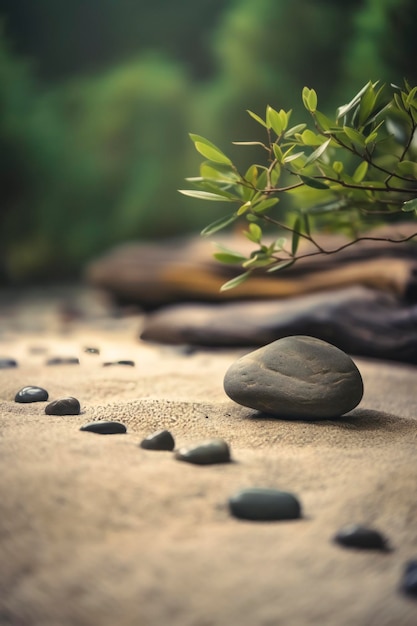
80,421,127,434
45,397,81,416
140,429,175,451
175,438,231,465
223,335,363,419
229,488,302,521
333,524,389,550
15,386,49,403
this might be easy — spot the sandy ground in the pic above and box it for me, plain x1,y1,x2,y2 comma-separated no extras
0,286,417,626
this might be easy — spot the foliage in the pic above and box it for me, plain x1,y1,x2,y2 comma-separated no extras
1,1,417,283
181,81,417,290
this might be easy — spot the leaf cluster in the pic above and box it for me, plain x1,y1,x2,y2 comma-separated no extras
180,81,417,289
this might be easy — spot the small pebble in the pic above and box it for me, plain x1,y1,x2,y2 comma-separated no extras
0,358,18,369
333,524,389,550
400,560,417,597
103,360,135,367
229,488,302,521
84,347,100,354
140,429,175,451
45,397,81,415
46,357,80,365
80,421,127,434
15,386,49,403
175,438,231,465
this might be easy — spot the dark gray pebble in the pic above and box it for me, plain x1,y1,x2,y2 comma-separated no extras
0,358,17,369
175,438,231,465
84,347,100,354
45,397,81,415
400,560,417,597
140,429,175,451
229,488,302,521
80,421,127,434
333,524,389,550
103,360,135,367
15,386,49,403
46,357,80,365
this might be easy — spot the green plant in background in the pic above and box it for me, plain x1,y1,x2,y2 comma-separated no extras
180,81,417,290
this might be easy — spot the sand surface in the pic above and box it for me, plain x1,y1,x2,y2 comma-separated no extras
0,286,417,626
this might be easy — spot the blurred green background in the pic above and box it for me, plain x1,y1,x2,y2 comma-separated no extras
1,0,416,283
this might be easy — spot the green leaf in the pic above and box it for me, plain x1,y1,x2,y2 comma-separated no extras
252,197,279,214
267,259,295,273
402,197,417,213
313,110,333,132
245,223,262,243
247,109,268,128
200,162,238,183
358,82,377,126
242,254,272,269
304,138,331,166
267,106,284,135
200,213,238,236
244,164,258,186
213,252,247,265
179,189,233,202
291,217,301,255
273,143,283,161
343,126,366,147
283,152,305,164
299,129,324,146
302,87,317,112
237,201,252,215
220,272,251,292
299,175,330,189
352,161,369,183
284,123,306,138
337,82,374,120
189,133,221,150
395,160,417,179
194,141,232,165
332,161,344,174
302,213,311,236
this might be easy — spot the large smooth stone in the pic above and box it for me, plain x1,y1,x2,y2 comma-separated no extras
223,335,363,419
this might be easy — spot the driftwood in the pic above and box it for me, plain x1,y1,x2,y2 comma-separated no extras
140,287,417,364
85,223,417,308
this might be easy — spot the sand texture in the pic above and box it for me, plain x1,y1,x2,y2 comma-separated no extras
0,287,417,626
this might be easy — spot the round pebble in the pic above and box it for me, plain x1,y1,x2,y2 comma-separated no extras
103,360,135,367
223,335,363,419
229,488,302,521
140,430,175,451
84,347,100,354
175,438,231,465
15,386,49,403
45,397,81,415
0,358,18,369
46,357,80,365
333,524,389,550
400,560,417,597
80,421,127,434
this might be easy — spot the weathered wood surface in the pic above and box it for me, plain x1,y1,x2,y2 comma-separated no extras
85,223,417,307
140,286,417,364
